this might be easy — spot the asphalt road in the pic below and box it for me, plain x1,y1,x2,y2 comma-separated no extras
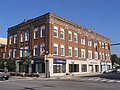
0,78,120,90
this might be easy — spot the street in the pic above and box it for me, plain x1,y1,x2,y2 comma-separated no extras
0,76,120,90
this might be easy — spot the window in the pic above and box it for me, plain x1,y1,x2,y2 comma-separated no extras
88,38,92,46
13,49,17,58
34,28,38,39
60,28,64,39
40,43,45,56
99,41,101,47
81,49,85,58
21,32,24,42
68,46,72,57
94,51,98,59
74,33,78,43
41,26,46,37
53,64,66,73
24,46,29,57
74,48,78,57
54,44,58,55
34,45,38,56
20,47,24,57
9,36,12,44
99,53,102,60
54,26,58,38
9,49,12,58
68,31,72,41
25,31,29,41
88,50,92,59
102,42,104,48
60,45,64,56
81,37,85,45
81,64,87,72
14,34,17,44
94,40,97,47
69,64,79,72
102,53,104,60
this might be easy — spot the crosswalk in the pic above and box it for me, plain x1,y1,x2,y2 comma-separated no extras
75,77,120,83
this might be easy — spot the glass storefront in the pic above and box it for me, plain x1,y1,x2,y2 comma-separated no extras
81,64,87,72
53,58,66,73
69,64,79,72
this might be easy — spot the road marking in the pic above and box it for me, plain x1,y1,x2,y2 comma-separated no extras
107,80,116,82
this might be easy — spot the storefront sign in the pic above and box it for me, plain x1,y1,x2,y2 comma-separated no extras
54,58,66,64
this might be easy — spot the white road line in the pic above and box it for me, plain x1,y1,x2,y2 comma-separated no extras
100,79,108,82
116,80,120,83
93,78,102,81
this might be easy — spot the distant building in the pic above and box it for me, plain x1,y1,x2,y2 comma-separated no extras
0,37,7,58
7,12,112,76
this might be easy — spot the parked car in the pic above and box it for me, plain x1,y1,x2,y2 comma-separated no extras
103,69,117,74
0,69,10,80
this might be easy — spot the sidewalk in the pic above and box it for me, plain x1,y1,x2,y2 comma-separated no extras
11,73,101,80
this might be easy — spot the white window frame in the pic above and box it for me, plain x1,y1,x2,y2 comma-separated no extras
99,53,102,60
9,49,12,58
14,34,17,44
81,37,85,45
68,31,72,41
60,28,64,39
20,47,24,57
81,49,85,58
34,28,38,39
9,36,12,45
41,26,46,37
94,40,97,47
74,48,78,57
40,43,45,56
74,33,78,43
88,50,92,59
102,42,104,48
68,46,72,57
54,43,58,55
94,51,98,59
54,26,58,38
60,45,65,56
34,45,38,56
88,38,92,46
13,49,17,58
25,31,29,41
21,32,24,42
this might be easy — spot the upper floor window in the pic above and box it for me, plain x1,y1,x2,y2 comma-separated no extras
60,45,65,56
68,46,72,57
81,36,85,45
9,36,13,44
34,45,38,56
102,42,104,48
68,31,72,41
40,43,45,56
54,26,58,38
88,50,92,59
94,51,98,59
88,38,92,46
9,49,12,58
74,48,78,57
94,40,97,47
25,31,29,41
41,26,46,37
34,28,38,39
20,47,24,57
81,49,85,58
60,28,64,39
14,34,17,44
74,33,78,43
54,43,58,55
13,49,17,58
99,53,102,60
21,32,24,42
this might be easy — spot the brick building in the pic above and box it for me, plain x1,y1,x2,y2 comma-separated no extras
0,37,7,58
7,12,112,76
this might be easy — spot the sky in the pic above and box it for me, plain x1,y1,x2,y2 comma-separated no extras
0,0,120,56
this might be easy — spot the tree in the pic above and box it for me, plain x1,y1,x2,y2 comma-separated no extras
111,54,120,65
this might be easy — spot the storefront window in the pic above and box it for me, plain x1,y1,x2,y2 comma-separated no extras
81,64,87,72
69,64,79,72
53,64,66,73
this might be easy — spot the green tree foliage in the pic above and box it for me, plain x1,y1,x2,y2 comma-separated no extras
111,54,120,65
0,58,16,72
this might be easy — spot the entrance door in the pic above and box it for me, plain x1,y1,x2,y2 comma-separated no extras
95,65,99,72
89,65,93,73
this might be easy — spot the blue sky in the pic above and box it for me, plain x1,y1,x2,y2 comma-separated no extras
0,0,120,56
